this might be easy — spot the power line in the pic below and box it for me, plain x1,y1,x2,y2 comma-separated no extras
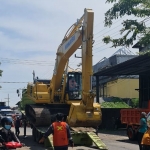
93,16,142,47
0,57,54,63
0,82,28,83
94,16,135,37
92,18,149,53
0,57,81,66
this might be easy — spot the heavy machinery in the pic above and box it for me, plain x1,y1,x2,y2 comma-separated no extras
23,8,107,149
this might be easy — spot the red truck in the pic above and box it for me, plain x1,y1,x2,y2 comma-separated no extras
120,103,150,140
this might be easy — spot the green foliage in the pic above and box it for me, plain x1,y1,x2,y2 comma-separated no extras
101,97,131,108
111,97,122,102
101,101,131,108
130,98,139,108
103,0,150,47
20,93,35,110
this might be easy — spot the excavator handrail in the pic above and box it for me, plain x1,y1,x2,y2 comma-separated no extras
56,14,84,53
63,14,84,40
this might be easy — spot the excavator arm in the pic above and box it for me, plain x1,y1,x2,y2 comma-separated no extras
26,8,101,128
66,9,102,127
50,9,96,105
49,30,82,102
48,9,101,128
48,12,85,103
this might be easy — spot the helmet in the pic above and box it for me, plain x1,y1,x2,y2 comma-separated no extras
1,117,12,127
56,113,64,121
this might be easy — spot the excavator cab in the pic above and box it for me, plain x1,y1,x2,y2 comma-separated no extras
67,72,82,100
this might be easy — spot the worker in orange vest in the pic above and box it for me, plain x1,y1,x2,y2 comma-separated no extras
39,113,74,150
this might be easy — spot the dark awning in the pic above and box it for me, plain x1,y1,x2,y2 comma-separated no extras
94,53,150,76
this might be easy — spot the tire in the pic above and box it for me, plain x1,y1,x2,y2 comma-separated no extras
127,127,136,140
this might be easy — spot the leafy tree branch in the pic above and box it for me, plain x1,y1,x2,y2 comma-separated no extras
103,0,150,47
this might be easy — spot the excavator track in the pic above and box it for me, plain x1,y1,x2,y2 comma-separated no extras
25,105,51,126
25,104,70,127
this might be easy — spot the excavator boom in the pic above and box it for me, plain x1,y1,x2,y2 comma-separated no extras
25,8,101,128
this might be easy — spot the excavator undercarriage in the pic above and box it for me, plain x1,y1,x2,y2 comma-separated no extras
25,104,70,126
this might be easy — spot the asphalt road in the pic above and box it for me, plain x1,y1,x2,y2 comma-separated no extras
11,127,139,150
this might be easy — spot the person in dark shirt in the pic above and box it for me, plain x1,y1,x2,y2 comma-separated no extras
0,117,20,146
39,113,74,150
69,77,78,91
15,116,21,137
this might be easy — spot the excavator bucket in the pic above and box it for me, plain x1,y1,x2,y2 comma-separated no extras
67,103,102,127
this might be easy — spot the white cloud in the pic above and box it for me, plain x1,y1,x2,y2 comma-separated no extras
0,0,139,107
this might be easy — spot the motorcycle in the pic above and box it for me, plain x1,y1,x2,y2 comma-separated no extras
0,135,24,150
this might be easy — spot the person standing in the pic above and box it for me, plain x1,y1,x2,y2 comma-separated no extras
137,112,147,150
23,117,27,138
141,112,150,150
15,116,21,137
39,113,74,150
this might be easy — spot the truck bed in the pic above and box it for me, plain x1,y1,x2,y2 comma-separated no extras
121,108,150,125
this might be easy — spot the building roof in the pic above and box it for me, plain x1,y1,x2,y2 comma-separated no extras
94,53,150,76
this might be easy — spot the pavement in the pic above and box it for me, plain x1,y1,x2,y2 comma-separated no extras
10,127,139,150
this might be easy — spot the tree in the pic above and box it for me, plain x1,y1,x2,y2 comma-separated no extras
103,0,150,47
0,62,2,88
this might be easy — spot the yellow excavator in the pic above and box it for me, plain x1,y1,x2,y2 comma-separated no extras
25,8,102,129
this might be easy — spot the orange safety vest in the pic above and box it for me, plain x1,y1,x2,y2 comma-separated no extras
52,122,68,146
141,128,150,145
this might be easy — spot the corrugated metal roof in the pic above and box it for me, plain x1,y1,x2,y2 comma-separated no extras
94,53,150,76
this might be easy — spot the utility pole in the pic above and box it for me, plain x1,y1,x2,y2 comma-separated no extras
4,94,10,106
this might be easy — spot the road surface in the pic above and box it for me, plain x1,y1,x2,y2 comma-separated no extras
11,127,139,150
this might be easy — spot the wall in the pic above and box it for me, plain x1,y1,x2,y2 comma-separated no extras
100,78,139,98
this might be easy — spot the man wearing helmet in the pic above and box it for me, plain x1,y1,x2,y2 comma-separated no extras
39,113,74,150
0,117,20,146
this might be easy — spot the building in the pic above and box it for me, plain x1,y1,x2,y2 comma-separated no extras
132,43,150,108
92,47,139,99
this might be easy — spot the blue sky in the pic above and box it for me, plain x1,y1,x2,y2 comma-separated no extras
0,0,140,107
